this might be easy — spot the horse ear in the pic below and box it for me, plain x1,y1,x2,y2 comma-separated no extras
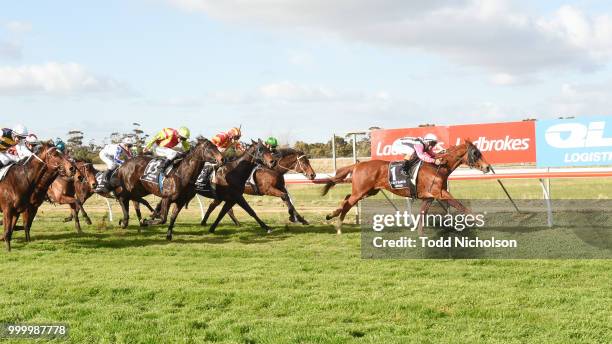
464,138,473,145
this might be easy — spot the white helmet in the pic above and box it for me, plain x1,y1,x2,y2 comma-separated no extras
12,124,28,138
122,137,135,146
25,134,38,144
423,133,438,143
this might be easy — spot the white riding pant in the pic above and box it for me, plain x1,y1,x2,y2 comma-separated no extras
0,151,19,166
99,152,119,170
153,146,179,160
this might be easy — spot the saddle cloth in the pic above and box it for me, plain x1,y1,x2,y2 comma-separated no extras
195,163,217,198
0,164,14,182
388,160,421,189
140,158,175,188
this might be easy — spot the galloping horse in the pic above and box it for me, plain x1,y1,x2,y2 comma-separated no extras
0,142,77,251
116,138,224,240
322,140,492,234
202,148,316,226
47,160,98,232
195,140,278,234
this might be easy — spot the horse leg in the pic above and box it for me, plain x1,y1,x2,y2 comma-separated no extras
24,206,39,242
417,198,434,236
132,200,147,230
326,194,350,221
440,190,471,214
234,196,271,233
118,197,130,229
79,203,93,225
147,198,169,225
3,210,17,251
166,201,186,241
70,203,82,233
282,187,308,225
209,201,236,234
336,193,368,235
227,208,241,226
201,199,222,226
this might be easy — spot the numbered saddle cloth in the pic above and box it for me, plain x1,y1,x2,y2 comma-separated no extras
141,158,173,185
245,165,262,195
95,169,119,191
388,160,421,189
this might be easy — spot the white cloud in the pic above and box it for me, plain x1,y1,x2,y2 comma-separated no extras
4,21,32,34
168,0,612,80
0,41,21,60
0,62,129,96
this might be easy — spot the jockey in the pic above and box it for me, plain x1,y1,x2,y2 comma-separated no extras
264,137,278,151
0,124,29,168
55,138,66,154
397,133,444,178
144,127,191,173
98,137,135,191
211,127,243,153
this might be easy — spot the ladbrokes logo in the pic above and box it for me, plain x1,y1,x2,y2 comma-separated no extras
545,121,612,148
454,136,530,152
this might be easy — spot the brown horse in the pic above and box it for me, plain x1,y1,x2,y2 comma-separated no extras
47,160,98,232
194,140,278,234
322,140,492,234
115,138,224,240
0,142,76,251
202,148,316,226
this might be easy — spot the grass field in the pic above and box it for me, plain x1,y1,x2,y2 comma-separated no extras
0,178,611,343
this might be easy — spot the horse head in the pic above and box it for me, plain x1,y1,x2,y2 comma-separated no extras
461,139,492,173
33,141,77,177
77,161,99,190
246,140,276,168
279,149,316,180
194,137,224,164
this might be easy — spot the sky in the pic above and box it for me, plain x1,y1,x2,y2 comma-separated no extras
2,0,612,144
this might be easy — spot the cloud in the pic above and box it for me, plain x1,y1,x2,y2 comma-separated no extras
0,41,21,60
0,62,130,96
168,0,612,80
4,21,32,34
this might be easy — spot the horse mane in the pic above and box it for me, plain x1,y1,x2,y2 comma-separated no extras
276,148,302,158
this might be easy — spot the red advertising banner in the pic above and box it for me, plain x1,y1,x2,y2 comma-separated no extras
371,126,450,161
371,121,536,164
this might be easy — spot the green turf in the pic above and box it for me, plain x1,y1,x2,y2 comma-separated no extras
0,179,611,343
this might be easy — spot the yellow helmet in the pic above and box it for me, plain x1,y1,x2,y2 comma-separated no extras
178,127,190,139
228,127,241,139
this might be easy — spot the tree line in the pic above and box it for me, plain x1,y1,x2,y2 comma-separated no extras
63,126,371,163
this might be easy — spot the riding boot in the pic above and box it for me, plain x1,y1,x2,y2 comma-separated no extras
99,168,114,192
161,158,174,176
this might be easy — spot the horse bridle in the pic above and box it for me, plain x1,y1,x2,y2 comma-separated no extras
30,147,70,175
276,154,309,177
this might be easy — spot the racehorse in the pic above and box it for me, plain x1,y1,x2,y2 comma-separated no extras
194,140,278,234
0,142,77,251
201,148,316,226
116,138,224,239
322,140,492,234
47,160,98,232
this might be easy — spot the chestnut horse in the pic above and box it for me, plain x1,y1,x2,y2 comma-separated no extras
322,140,492,234
47,160,98,232
115,138,224,240
0,142,77,251
201,148,316,226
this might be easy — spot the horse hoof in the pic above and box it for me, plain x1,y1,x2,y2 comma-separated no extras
301,220,310,225
166,234,172,241
325,214,332,221
266,229,272,234
85,219,93,225
200,221,207,226
208,228,215,234
63,217,72,223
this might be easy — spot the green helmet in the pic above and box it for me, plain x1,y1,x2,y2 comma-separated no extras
178,127,190,139
265,137,278,148
55,138,66,153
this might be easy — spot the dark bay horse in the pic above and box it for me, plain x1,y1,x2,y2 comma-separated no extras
116,138,224,240
0,142,76,251
195,140,278,234
322,140,492,234
47,160,98,232
202,148,316,226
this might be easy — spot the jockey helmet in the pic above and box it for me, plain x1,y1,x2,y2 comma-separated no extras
55,138,66,152
228,127,241,139
122,137,135,146
422,133,438,145
12,124,28,138
25,134,38,148
178,127,190,139
265,137,278,148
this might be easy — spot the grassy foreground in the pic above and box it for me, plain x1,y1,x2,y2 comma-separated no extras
0,179,611,343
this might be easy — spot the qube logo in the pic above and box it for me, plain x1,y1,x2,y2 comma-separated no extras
537,116,612,167
545,121,612,148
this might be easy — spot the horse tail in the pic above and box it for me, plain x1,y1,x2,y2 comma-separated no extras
321,163,356,196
